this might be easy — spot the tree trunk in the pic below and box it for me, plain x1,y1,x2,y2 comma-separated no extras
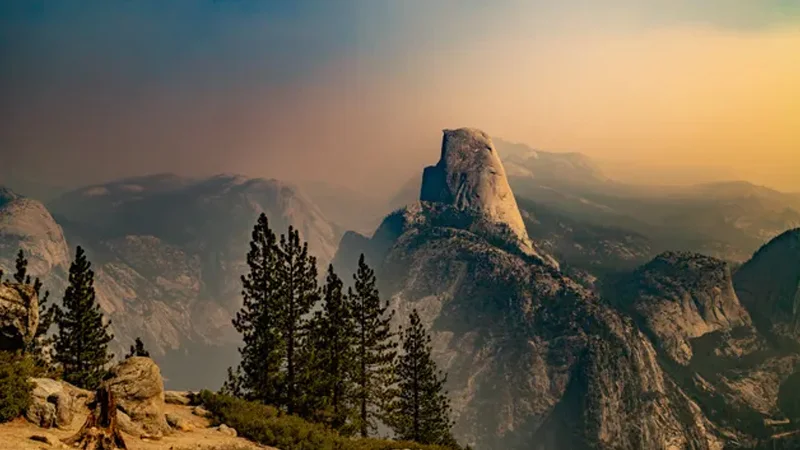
62,385,128,450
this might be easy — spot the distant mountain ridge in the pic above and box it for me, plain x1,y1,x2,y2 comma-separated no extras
0,174,342,390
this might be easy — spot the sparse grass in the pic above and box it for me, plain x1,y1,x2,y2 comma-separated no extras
198,390,461,450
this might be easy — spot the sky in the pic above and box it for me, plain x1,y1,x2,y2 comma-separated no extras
1,0,799,194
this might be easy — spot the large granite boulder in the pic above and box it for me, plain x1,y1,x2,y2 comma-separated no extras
105,356,169,436
0,283,38,351
25,378,92,429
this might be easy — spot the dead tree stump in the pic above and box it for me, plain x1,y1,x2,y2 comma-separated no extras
62,385,128,450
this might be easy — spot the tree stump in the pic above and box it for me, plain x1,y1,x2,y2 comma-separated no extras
62,385,128,450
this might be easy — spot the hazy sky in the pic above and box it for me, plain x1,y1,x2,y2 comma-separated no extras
2,1,799,193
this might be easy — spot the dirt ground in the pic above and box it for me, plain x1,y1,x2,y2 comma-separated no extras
0,403,274,450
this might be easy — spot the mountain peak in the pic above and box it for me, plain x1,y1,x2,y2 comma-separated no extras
419,128,531,248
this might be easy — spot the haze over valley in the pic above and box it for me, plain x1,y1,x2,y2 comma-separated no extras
2,2,800,450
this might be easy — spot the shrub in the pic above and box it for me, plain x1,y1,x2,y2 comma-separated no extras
198,390,462,450
0,351,34,423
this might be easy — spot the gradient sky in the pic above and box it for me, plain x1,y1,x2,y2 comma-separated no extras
1,1,799,193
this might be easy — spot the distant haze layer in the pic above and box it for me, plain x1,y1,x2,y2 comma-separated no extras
1,1,799,193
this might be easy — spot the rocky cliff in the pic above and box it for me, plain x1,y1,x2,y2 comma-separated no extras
0,283,38,351
615,252,752,365
336,128,721,449
734,229,800,346
0,188,70,291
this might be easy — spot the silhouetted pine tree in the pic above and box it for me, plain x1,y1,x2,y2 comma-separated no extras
125,337,150,358
13,249,27,284
275,226,320,415
228,213,284,405
13,249,56,368
53,246,114,389
390,309,456,446
350,254,396,437
298,264,355,431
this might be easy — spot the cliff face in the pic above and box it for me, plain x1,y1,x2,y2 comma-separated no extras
419,128,546,262
734,229,800,344
616,252,752,365
336,129,721,449
0,191,70,285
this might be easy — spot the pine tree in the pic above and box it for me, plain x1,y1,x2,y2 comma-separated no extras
229,213,284,405
125,337,150,358
391,309,456,446
275,226,320,415
13,249,27,284
350,254,397,437
12,250,56,368
299,265,355,430
53,246,114,390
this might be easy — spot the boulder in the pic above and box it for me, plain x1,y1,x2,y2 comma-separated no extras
165,413,193,432
164,390,192,405
216,423,237,437
105,356,170,436
25,378,91,429
116,409,146,437
0,283,38,351
191,406,210,418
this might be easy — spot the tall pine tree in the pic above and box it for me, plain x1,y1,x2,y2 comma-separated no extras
275,226,320,415
390,309,456,446
350,254,396,437
299,265,355,430
53,246,114,390
13,249,56,367
228,213,284,405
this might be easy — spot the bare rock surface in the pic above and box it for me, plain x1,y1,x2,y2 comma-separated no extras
734,228,800,344
105,356,170,437
615,252,752,365
0,194,70,279
420,128,548,263
25,378,91,429
0,283,38,351
336,131,721,449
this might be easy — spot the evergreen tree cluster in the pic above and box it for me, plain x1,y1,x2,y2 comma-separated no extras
2,247,114,389
226,213,458,447
126,337,150,358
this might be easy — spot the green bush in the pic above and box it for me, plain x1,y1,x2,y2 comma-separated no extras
198,390,461,450
0,351,34,423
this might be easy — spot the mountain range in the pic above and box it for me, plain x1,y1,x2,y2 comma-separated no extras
2,129,800,448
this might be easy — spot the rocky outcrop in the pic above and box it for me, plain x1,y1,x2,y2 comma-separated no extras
336,130,721,449
734,229,800,344
105,356,170,437
0,191,70,289
616,252,752,365
25,378,91,429
0,283,38,351
374,212,720,449
420,128,547,262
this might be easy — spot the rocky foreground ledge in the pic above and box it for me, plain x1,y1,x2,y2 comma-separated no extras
0,357,271,450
